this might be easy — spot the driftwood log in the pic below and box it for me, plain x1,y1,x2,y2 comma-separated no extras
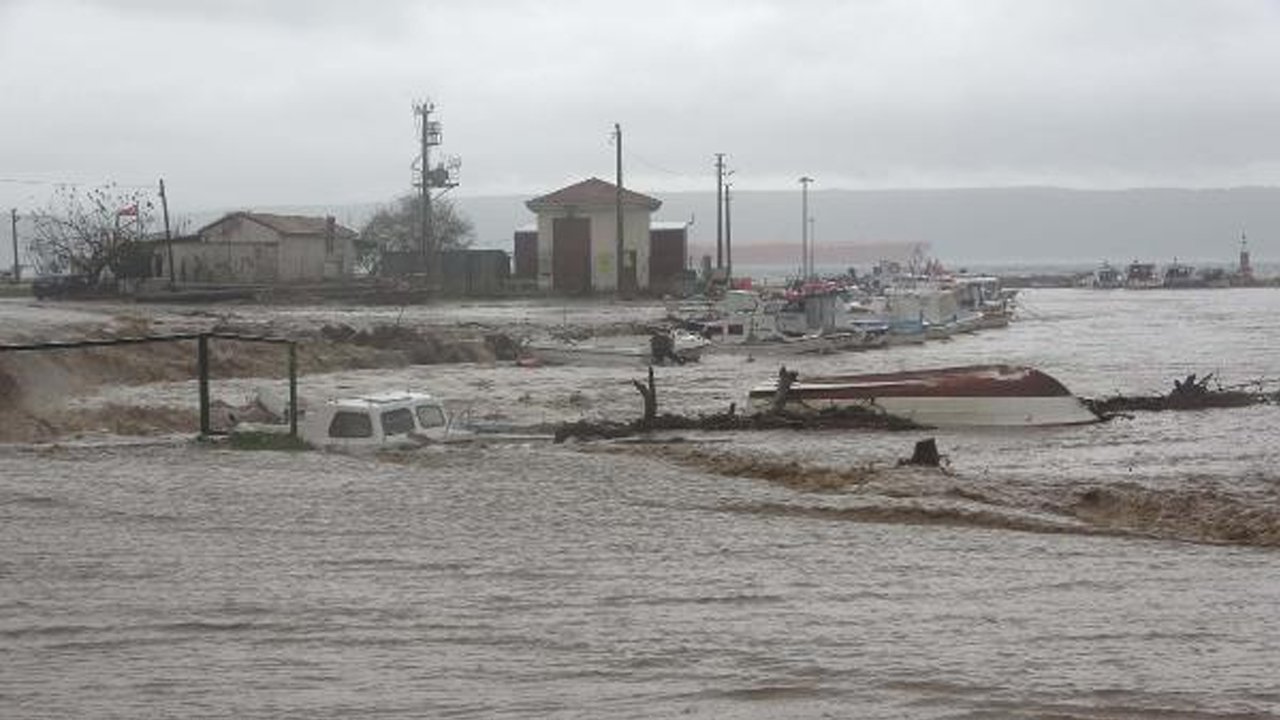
1089,372,1275,415
552,363,922,443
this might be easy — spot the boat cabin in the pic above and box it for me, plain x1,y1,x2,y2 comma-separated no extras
298,392,449,449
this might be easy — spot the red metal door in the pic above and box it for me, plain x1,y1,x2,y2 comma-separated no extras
649,228,686,294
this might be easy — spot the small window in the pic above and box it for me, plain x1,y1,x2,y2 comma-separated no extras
328,411,373,438
381,408,416,436
415,404,445,428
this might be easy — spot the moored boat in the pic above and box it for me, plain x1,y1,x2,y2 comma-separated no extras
523,330,709,366
747,364,1101,427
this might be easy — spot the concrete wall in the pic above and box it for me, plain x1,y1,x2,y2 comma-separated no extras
168,242,278,283
533,206,653,292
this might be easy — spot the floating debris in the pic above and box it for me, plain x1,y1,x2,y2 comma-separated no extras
1089,373,1276,415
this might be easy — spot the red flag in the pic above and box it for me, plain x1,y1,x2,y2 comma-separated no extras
117,204,138,217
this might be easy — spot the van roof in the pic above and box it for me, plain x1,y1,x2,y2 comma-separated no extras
325,392,439,408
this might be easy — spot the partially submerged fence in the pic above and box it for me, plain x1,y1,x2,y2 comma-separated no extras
0,333,298,438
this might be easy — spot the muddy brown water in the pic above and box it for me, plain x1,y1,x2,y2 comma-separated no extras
3,289,1280,718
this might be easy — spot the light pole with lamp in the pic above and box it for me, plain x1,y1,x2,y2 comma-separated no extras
798,176,813,280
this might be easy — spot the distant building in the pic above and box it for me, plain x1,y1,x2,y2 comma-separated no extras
520,177,687,294
163,212,357,284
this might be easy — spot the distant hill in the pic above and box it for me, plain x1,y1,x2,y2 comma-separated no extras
458,187,1280,269
148,186,1280,272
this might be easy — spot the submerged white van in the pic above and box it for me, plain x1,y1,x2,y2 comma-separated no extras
298,392,451,450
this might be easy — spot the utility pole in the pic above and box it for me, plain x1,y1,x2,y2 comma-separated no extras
9,208,18,283
615,123,625,294
799,176,813,280
415,101,436,259
714,153,725,269
724,181,733,280
159,179,175,288
413,100,457,288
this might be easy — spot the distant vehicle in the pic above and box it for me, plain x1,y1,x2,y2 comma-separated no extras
31,274,93,299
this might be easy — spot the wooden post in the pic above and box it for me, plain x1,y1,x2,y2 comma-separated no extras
159,179,175,289
197,334,211,436
9,208,18,283
288,342,298,438
632,365,657,424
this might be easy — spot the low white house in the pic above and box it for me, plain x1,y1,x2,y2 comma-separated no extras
164,212,356,284
524,178,663,293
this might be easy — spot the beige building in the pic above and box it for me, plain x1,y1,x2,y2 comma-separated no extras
525,178,664,293
165,212,356,284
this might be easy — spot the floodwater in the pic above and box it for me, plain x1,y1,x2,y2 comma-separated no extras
4,289,1280,718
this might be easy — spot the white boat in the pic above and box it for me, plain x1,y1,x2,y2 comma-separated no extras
747,364,1101,427
1085,263,1124,289
523,330,709,366
709,329,887,355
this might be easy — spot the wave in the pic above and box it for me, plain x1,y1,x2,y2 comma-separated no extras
616,444,1280,548
1069,484,1280,547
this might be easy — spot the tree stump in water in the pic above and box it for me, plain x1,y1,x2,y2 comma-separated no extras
771,365,800,414
904,438,941,467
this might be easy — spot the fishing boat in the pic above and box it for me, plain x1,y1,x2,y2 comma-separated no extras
522,330,709,366
709,329,887,356
747,364,1102,427
1085,263,1124,289
1125,261,1162,289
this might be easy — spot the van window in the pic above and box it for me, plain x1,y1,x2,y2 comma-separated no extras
381,408,416,436
415,404,445,428
329,411,373,438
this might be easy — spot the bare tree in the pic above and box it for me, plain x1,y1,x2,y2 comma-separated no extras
29,184,156,284
356,195,474,273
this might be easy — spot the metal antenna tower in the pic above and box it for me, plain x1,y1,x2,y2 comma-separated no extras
412,100,460,278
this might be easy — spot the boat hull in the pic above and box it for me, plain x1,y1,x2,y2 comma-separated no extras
747,364,1101,427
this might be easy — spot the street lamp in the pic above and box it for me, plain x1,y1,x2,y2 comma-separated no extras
798,176,813,279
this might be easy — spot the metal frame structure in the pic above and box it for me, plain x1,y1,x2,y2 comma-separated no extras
0,332,298,438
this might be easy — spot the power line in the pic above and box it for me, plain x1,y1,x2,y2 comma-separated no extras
0,177,157,190
621,150,701,179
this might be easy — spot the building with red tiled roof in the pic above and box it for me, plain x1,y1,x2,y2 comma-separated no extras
520,178,684,294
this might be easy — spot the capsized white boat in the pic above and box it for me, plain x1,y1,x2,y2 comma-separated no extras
747,364,1102,427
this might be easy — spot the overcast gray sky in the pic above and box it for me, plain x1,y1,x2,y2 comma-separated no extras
3,0,1280,212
